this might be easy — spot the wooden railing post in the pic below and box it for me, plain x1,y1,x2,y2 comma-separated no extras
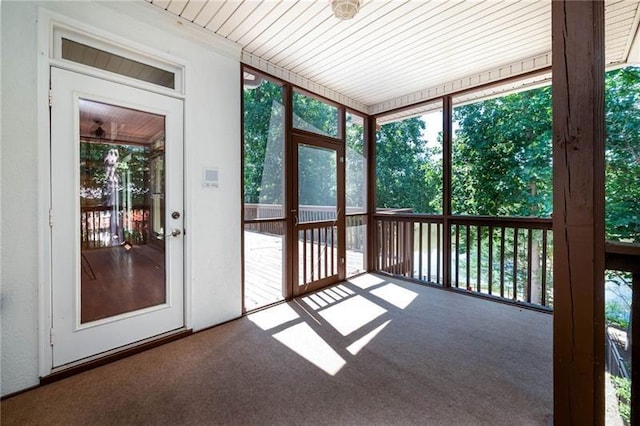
552,1,606,424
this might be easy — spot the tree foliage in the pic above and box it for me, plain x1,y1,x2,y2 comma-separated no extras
243,80,285,206
375,117,442,214
452,86,552,217
346,114,366,210
292,92,338,137
605,67,640,242
243,67,640,243
371,66,639,244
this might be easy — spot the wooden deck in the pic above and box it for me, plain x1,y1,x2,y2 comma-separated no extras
244,230,365,311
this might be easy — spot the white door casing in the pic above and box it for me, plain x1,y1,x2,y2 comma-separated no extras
50,67,184,367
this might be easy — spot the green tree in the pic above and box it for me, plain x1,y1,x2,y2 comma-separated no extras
451,86,553,217
376,117,441,214
605,66,640,243
243,80,285,207
346,114,366,210
292,92,338,137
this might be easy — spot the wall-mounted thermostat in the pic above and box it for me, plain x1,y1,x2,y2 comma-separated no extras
203,168,219,189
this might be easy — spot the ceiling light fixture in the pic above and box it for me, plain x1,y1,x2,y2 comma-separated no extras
331,0,361,20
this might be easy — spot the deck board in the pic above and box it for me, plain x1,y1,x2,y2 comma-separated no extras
244,230,365,311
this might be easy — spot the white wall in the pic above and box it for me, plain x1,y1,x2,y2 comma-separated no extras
1,1,41,398
1,1,242,396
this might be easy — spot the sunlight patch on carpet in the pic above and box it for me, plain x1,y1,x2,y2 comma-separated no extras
370,283,418,309
318,295,386,336
346,320,391,355
348,274,385,289
273,322,346,375
248,303,299,331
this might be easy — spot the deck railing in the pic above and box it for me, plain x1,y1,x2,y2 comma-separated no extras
374,213,553,307
450,216,553,306
605,241,639,426
606,330,630,380
244,204,367,253
374,214,638,423
80,206,150,249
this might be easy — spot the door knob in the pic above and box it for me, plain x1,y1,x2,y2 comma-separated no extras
155,229,182,239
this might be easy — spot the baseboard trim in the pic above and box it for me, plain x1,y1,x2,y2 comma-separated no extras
40,328,192,386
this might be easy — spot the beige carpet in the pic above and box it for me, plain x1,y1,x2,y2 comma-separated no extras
1,274,553,425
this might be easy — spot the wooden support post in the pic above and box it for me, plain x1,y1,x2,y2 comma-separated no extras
552,1,605,425
284,84,295,298
366,115,377,272
442,96,452,288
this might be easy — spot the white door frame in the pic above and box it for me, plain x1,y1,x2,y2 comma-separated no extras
36,10,190,377
50,67,185,367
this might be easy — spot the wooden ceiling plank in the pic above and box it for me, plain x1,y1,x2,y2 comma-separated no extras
180,0,209,21
143,0,639,107
620,3,640,61
225,1,280,40
205,1,245,33
347,36,550,103
217,1,264,37
302,0,528,81
275,0,420,71
270,0,422,67
337,25,551,103
324,1,548,81
236,2,304,48
331,31,550,95
192,1,225,27
605,2,638,20
246,1,326,56
291,0,502,77
166,0,190,15
607,23,636,40
308,1,537,85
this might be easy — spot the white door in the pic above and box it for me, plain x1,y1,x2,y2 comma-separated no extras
50,67,184,367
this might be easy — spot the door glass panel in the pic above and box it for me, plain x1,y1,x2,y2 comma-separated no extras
79,99,166,323
345,112,367,278
298,144,337,223
346,112,366,213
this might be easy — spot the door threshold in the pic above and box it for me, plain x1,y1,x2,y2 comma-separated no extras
41,328,191,385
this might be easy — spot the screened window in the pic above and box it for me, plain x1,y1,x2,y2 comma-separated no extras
292,91,339,138
242,70,286,310
452,86,552,217
375,101,443,214
243,72,285,220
